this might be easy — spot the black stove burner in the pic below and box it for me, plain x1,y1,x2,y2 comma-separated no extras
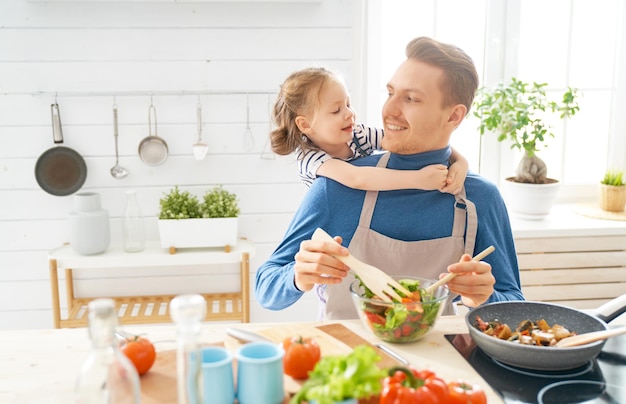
491,357,594,378
538,380,626,404
445,332,626,404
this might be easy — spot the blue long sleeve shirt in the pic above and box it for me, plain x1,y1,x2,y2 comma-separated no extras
255,147,524,311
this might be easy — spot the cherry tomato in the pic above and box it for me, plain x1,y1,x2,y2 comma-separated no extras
282,335,321,380
447,380,488,404
122,336,156,375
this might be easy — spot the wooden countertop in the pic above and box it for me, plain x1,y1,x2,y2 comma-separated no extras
0,316,503,403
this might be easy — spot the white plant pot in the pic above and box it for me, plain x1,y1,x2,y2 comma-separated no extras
501,177,560,220
158,217,238,249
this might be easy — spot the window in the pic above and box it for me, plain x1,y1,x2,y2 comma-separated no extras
358,0,626,202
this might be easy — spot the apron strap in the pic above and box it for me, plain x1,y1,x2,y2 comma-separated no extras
358,152,390,228
454,191,477,255
356,152,477,255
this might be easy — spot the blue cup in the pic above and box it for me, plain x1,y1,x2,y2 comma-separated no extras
200,346,235,404
236,342,284,404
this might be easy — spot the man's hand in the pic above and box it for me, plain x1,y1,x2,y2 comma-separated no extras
293,235,350,292
444,253,495,307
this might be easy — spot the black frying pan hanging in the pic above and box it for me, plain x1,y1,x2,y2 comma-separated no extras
35,103,87,196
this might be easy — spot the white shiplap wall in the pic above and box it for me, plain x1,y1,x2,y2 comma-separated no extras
0,0,362,330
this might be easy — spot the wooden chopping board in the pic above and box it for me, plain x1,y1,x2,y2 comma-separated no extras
140,323,399,403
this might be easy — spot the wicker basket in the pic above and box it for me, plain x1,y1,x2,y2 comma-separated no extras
599,184,626,212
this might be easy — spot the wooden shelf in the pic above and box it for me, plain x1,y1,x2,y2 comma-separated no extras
48,240,254,328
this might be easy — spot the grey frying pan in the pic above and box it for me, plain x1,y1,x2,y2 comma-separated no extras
465,295,626,371
35,104,87,196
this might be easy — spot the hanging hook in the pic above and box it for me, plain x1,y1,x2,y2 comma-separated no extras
243,93,254,152
260,92,276,160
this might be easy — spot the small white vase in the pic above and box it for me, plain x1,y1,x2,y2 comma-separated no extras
68,192,110,255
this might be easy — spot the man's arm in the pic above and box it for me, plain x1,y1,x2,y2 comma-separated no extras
254,181,350,310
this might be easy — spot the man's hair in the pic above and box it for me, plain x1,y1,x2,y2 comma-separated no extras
405,37,479,115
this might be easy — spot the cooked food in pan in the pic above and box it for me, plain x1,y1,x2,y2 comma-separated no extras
474,316,577,346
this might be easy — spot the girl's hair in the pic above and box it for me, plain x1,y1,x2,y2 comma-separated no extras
270,67,337,156
405,37,479,115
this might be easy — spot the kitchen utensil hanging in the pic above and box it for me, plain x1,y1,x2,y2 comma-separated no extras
35,102,87,196
192,99,208,160
260,92,275,160
110,103,129,179
243,93,254,152
138,99,168,166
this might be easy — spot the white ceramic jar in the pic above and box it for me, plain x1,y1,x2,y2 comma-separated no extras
68,192,110,255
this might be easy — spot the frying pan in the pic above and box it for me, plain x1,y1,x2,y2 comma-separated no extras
138,103,168,166
35,104,87,196
465,294,626,371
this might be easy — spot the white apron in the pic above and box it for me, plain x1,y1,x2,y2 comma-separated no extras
324,152,478,319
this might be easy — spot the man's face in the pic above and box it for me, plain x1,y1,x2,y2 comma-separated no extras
382,59,456,154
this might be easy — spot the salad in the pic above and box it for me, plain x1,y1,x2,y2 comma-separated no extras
353,277,446,343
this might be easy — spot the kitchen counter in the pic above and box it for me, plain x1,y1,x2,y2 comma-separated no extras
0,316,500,403
510,203,626,238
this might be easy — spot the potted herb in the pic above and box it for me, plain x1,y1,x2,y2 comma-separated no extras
157,185,240,252
472,77,580,219
599,169,626,212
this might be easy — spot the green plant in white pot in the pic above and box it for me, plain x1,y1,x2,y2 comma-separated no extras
599,169,626,212
158,185,240,252
472,77,580,219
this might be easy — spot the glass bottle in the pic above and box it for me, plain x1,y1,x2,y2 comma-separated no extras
75,298,140,404
123,190,145,253
170,294,207,404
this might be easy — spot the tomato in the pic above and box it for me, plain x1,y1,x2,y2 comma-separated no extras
447,380,487,404
121,336,156,375
365,311,386,327
282,335,321,380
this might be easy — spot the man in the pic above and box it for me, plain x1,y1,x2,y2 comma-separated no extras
255,37,524,319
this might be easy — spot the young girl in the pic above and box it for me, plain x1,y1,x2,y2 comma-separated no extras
270,67,468,193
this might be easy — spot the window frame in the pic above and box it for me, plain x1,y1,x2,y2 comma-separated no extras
352,0,626,203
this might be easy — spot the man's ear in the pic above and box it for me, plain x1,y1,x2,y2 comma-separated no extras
295,116,312,134
447,104,467,129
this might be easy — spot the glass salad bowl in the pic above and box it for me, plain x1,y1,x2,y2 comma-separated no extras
350,275,449,343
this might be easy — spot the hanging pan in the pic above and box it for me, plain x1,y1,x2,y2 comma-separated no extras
35,103,87,196
138,102,168,166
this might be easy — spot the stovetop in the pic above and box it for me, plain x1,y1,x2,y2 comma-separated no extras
445,331,626,404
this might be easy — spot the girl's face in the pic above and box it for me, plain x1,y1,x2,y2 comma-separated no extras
297,77,356,154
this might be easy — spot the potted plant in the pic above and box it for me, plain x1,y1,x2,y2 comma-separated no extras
472,77,580,219
599,169,626,212
157,185,240,252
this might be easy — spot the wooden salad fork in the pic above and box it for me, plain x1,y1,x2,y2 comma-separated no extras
311,228,412,302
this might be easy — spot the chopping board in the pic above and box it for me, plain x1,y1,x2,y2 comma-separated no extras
140,323,399,403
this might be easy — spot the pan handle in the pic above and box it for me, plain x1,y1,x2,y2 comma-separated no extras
51,103,64,144
148,104,157,137
592,294,626,323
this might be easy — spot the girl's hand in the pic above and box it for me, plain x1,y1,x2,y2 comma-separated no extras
293,235,350,292
415,164,448,190
441,159,468,195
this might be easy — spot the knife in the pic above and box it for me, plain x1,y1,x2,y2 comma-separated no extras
375,343,410,365
226,327,273,344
